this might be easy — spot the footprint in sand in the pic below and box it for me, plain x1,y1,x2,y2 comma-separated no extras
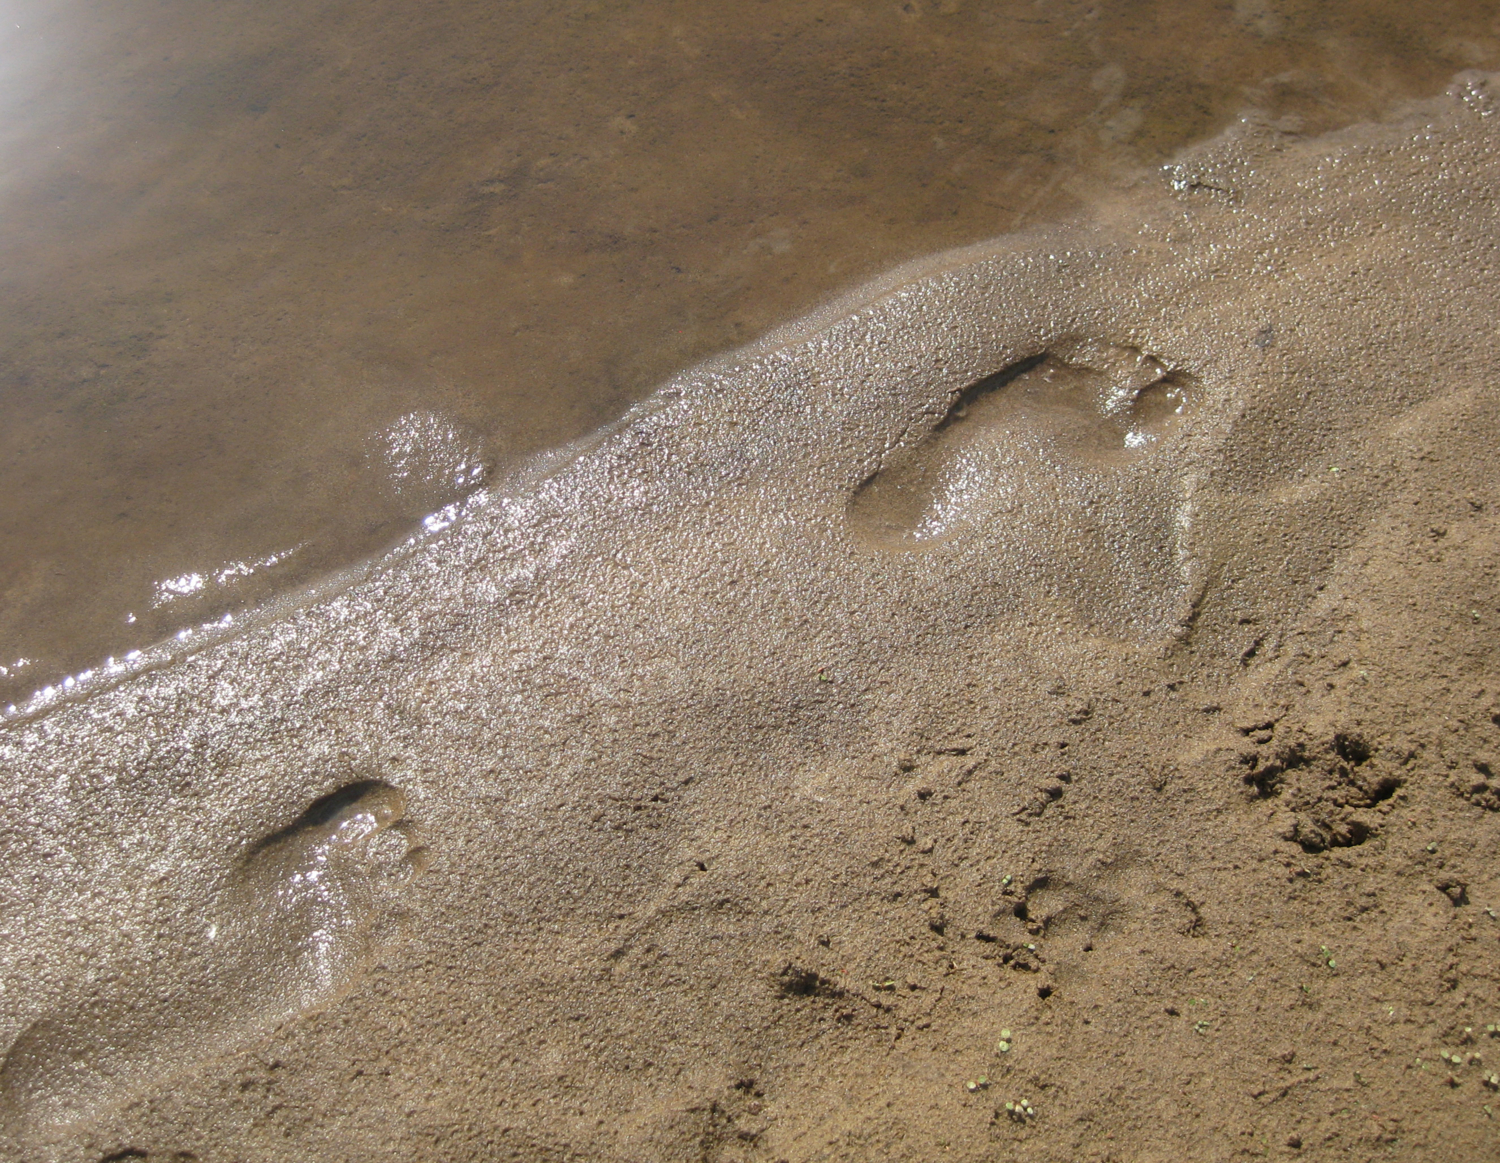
848,339,1198,552
0,783,424,1143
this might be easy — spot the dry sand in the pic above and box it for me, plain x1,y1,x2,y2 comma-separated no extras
3,70,1500,1163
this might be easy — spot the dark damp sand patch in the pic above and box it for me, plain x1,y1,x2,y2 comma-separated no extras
0,0,1498,704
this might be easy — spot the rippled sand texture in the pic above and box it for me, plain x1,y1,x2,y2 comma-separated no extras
1,0,1498,706
3,76,1500,1160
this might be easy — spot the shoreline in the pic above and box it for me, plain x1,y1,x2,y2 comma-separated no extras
3,73,1500,1160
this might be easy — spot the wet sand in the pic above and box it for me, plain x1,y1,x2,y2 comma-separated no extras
2,0,1499,706
3,66,1500,1161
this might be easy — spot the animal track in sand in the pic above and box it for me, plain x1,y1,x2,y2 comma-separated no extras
0,782,424,1143
847,339,1198,552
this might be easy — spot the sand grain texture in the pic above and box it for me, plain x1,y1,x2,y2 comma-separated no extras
4,75,1500,1162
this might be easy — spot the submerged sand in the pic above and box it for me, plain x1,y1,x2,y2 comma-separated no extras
4,73,1500,1162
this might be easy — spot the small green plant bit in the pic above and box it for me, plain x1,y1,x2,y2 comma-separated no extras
1003,1098,1037,1122
996,1028,1014,1054
965,1075,990,1093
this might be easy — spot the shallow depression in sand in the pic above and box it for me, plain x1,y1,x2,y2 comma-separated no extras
0,783,424,1142
848,341,1199,552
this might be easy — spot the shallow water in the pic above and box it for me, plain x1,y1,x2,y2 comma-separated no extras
0,0,1497,705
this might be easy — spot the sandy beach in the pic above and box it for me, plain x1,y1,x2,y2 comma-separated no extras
2,66,1500,1161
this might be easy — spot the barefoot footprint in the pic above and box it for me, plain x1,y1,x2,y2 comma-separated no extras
0,782,424,1142
847,339,1198,550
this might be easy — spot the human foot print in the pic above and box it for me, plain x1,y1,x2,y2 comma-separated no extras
0,783,423,1142
847,339,1198,551
843,337,1203,636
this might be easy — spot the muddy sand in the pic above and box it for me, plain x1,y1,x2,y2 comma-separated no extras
4,73,1500,1163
